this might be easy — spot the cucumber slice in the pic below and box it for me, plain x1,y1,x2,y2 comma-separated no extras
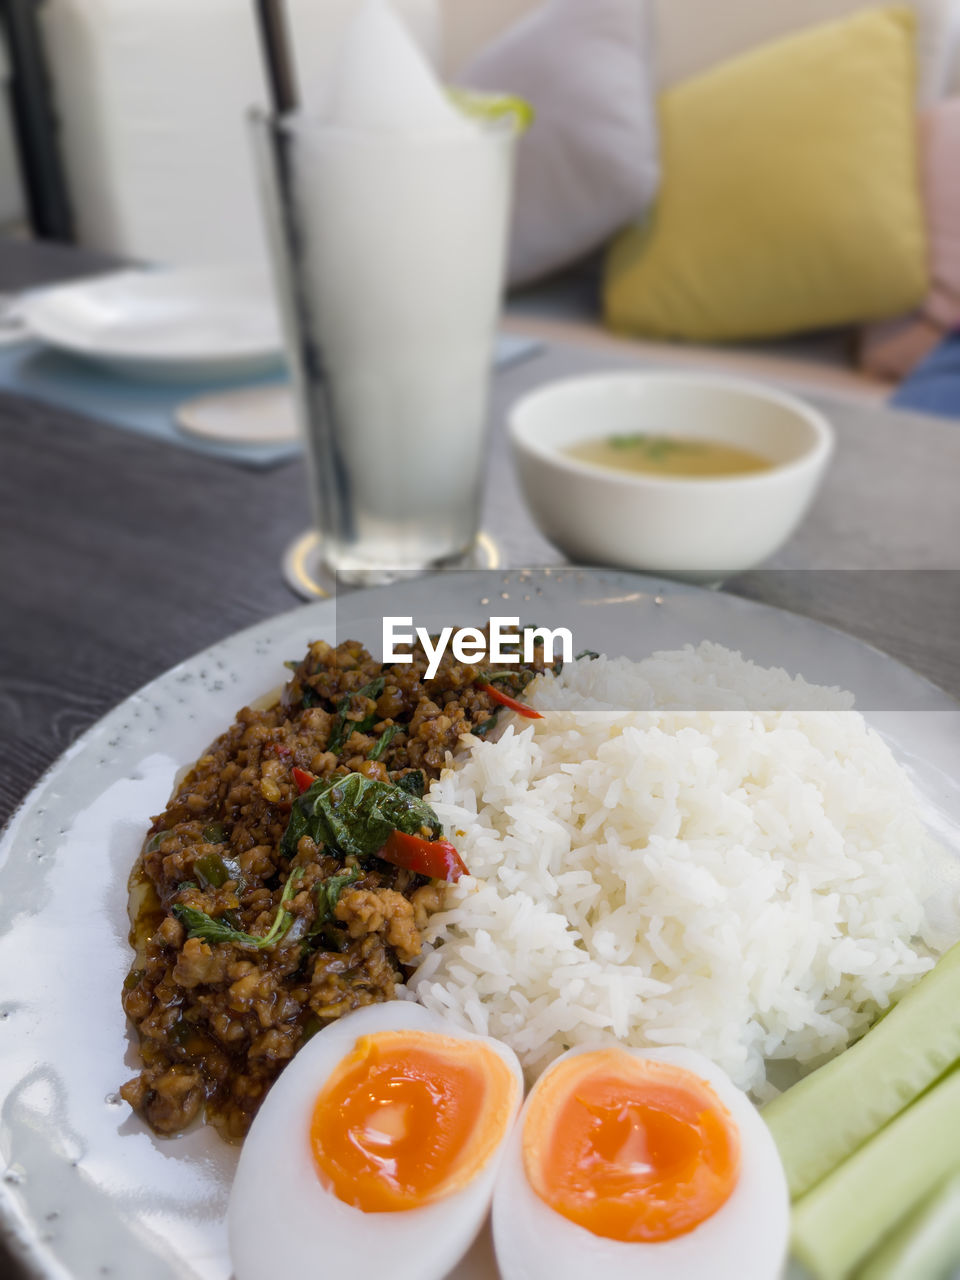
855,1172,960,1280
791,1068,960,1280
764,940,960,1198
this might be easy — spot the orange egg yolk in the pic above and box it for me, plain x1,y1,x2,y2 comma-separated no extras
310,1029,517,1213
522,1050,740,1243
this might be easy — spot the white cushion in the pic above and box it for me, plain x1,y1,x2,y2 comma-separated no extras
40,0,439,265
441,0,960,103
462,0,658,285
441,0,540,73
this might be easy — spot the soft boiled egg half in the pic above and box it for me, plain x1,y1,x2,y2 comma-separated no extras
493,1045,789,1280
228,1001,522,1280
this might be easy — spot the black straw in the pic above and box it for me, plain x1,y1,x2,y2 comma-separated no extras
254,0,299,115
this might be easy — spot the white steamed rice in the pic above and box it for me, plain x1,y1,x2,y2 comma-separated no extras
409,642,954,1098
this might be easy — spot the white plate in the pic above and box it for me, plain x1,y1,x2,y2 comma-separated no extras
20,268,283,383
2,569,959,1280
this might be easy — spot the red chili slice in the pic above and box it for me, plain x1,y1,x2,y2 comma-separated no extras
478,682,544,719
378,829,468,882
292,767,316,794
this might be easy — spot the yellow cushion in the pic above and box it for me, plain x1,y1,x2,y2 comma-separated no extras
604,7,929,343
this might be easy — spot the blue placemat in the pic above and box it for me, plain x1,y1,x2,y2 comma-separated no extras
0,333,543,470
890,331,960,421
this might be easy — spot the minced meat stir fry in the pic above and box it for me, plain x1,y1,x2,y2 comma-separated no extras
120,631,549,1141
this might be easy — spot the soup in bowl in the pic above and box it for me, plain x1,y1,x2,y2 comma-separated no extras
509,372,834,578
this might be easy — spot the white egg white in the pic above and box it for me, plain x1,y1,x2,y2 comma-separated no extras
493,1045,789,1280
228,1001,523,1280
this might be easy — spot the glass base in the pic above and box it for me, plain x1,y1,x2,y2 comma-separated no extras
281,529,502,601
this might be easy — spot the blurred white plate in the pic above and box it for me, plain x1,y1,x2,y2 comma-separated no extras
21,267,284,382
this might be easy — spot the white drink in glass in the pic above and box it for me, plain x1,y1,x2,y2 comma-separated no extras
254,0,516,583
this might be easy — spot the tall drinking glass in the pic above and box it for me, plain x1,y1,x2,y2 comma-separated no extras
251,110,516,586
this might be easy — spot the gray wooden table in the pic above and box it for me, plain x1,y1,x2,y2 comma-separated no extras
2,241,960,834
0,239,959,1280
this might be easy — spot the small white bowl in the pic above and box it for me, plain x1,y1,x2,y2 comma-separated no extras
509,371,834,578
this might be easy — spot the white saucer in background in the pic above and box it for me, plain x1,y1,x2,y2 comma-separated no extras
176,384,299,445
20,266,284,383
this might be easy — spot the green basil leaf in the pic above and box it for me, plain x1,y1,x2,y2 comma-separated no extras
282,772,439,864
311,868,362,932
173,869,303,950
367,724,400,761
280,798,311,860
193,852,244,890
194,853,229,889
473,711,501,737
172,905,253,947
396,770,426,798
476,667,535,694
301,1013,325,1042
328,678,386,754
